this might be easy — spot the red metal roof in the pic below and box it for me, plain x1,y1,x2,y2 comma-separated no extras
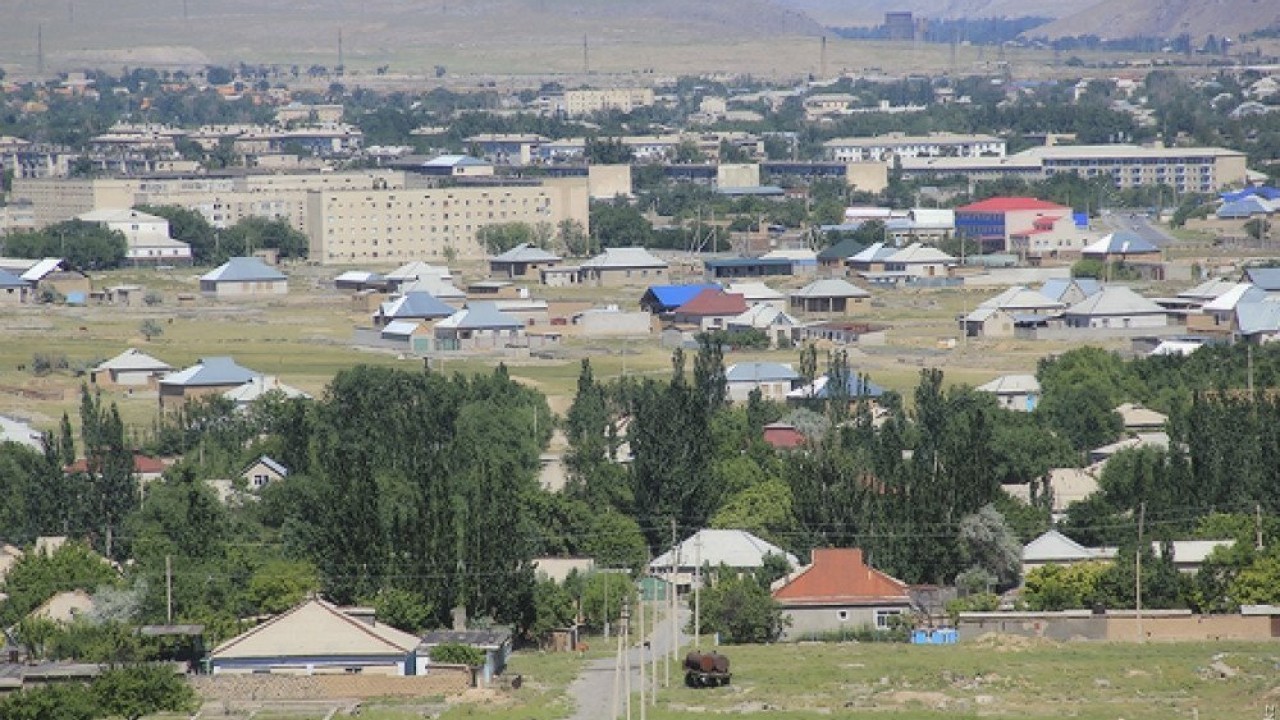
772,548,910,606
65,454,167,475
956,197,1070,213
762,423,806,450
673,289,747,317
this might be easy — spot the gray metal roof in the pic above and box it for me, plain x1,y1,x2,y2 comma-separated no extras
0,268,27,288
380,291,456,319
490,242,562,263
200,257,286,283
1066,286,1164,316
437,302,523,330
726,362,800,383
791,278,871,299
161,357,261,387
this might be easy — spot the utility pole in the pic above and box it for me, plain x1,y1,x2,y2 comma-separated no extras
638,597,646,720
611,600,624,719
694,532,702,648
667,519,677,688
1135,502,1145,642
165,554,173,624
623,601,632,720
1257,503,1264,550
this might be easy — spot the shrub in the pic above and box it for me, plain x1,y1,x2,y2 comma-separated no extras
430,642,485,667
143,290,163,306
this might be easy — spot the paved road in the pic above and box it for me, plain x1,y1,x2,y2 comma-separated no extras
1100,211,1177,248
566,603,688,720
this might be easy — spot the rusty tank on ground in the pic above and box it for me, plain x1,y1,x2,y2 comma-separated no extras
684,651,731,687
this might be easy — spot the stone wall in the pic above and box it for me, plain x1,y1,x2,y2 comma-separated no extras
191,667,472,702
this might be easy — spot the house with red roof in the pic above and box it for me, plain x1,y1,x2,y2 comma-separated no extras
955,197,1074,254
1009,213,1095,261
762,422,806,451
668,289,748,330
771,547,913,640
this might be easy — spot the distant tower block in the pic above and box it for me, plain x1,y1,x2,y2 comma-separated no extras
820,35,827,79
884,11,914,41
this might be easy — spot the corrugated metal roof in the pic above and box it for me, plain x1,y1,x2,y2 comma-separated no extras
436,302,522,330
93,348,172,373
490,242,562,263
0,268,24,288
581,248,668,269
200,257,286,283
725,362,799,383
161,357,260,387
641,284,722,312
650,529,797,570
379,292,456,320
790,278,870,299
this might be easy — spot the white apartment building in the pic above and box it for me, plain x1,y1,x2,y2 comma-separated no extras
1023,144,1248,193
823,133,1006,162
305,179,589,265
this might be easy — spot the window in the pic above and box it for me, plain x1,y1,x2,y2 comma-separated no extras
874,609,901,629
836,609,850,622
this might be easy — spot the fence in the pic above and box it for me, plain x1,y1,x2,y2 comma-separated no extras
190,667,473,702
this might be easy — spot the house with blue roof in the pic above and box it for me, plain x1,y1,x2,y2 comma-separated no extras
158,357,261,410
725,362,801,403
200,257,287,299
786,373,885,404
375,291,456,326
1216,196,1277,220
1243,267,1280,295
434,302,526,352
639,284,721,314
0,267,30,305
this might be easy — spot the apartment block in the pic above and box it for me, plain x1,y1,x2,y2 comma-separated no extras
824,133,1006,162
305,179,589,265
562,88,655,116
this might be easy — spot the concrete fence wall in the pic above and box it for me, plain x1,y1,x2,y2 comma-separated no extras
958,611,1280,643
190,667,472,702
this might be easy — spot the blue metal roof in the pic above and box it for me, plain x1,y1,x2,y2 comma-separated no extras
1221,186,1280,203
1217,197,1273,219
385,292,455,319
0,268,26,288
1072,212,1089,229
640,284,721,312
1245,267,1280,291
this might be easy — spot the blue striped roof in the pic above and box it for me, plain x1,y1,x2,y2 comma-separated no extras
640,284,721,312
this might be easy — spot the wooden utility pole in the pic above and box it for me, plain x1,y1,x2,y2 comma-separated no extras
165,554,173,624
1135,502,1145,642
694,532,702,648
623,602,632,720
1257,503,1265,550
667,519,677,688
638,598,646,720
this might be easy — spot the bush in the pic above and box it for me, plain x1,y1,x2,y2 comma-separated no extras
143,290,163,306
430,642,485,667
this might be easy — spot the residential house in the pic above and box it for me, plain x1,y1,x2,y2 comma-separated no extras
65,453,167,487
1216,195,1276,220
1244,268,1280,297
18,258,90,300
976,374,1041,412
76,208,192,265
1194,282,1266,335
792,321,888,346
762,422,807,451
1064,286,1168,329
961,286,1065,338
639,284,722,314
846,242,896,273
1039,277,1102,306
725,362,801,403
398,276,465,306
223,376,310,408
669,289,748,331
1004,466,1101,518
725,282,787,310
1081,231,1162,266
771,548,913,640
334,270,388,292
241,455,289,490
786,373,886,404
90,348,172,387
726,304,798,347
1235,297,1280,343
789,278,870,315
885,208,956,246
1115,403,1166,433
1008,213,1092,261
385,261,452,290
29,590,96,624
209,598,423,675
532,557,596,584
649,529,797,592
1021,530,1117,576
0,268,29,304
703,257,794,280
433,302,525,351
760,248,818,274
816,236,867,271
419,629,512,685
199,257,288,298
489,243,562,279
375,291,457,326
578,248,668,286
1088,432,1170,465
883,243,957,278
158,356,261,410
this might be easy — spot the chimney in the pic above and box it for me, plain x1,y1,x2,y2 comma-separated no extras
452,605,468,632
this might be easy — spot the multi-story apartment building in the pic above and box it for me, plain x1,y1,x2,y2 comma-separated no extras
823,133,1006,162
561,88,655,116
900,144,1249,192
305,178,589,265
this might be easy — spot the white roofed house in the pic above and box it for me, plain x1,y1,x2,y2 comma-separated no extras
76,208,192,266
976,374,1041,412
883,243,957,279
650,529,798,592
726,281,787,310
0,267,30,304
960,286,1064,338
223,376,310,409
726,303,799,347
385,261,452,290
374,291,457,327
90,348,172,388
241,455,289,490
200,257,287,298
1063,286,1168,329
578,248,668,287
434,302,526,352
1021,530,1116,576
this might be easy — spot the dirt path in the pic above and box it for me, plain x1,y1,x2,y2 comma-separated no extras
567,603,688,720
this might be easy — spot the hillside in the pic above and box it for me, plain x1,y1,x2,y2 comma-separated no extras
0,0,826,73
773,0,1095,27
1028,0,1280,41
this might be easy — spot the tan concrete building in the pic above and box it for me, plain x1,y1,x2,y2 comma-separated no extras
305,178,590,265
563,88,655,116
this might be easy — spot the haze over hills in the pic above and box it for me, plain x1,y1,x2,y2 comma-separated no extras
772,0,1095,27
0,0,826,72
1027,0,1280,42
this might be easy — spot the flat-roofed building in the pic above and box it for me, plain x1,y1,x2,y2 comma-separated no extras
824,133,1006,163
305,179,589,265
1025,144,1248,193
563,88,655,116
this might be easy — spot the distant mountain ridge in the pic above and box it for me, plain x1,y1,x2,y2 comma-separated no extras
1026,0,1280,41
772,0,1095,27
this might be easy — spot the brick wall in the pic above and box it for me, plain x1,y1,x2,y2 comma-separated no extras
191,668,472,702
